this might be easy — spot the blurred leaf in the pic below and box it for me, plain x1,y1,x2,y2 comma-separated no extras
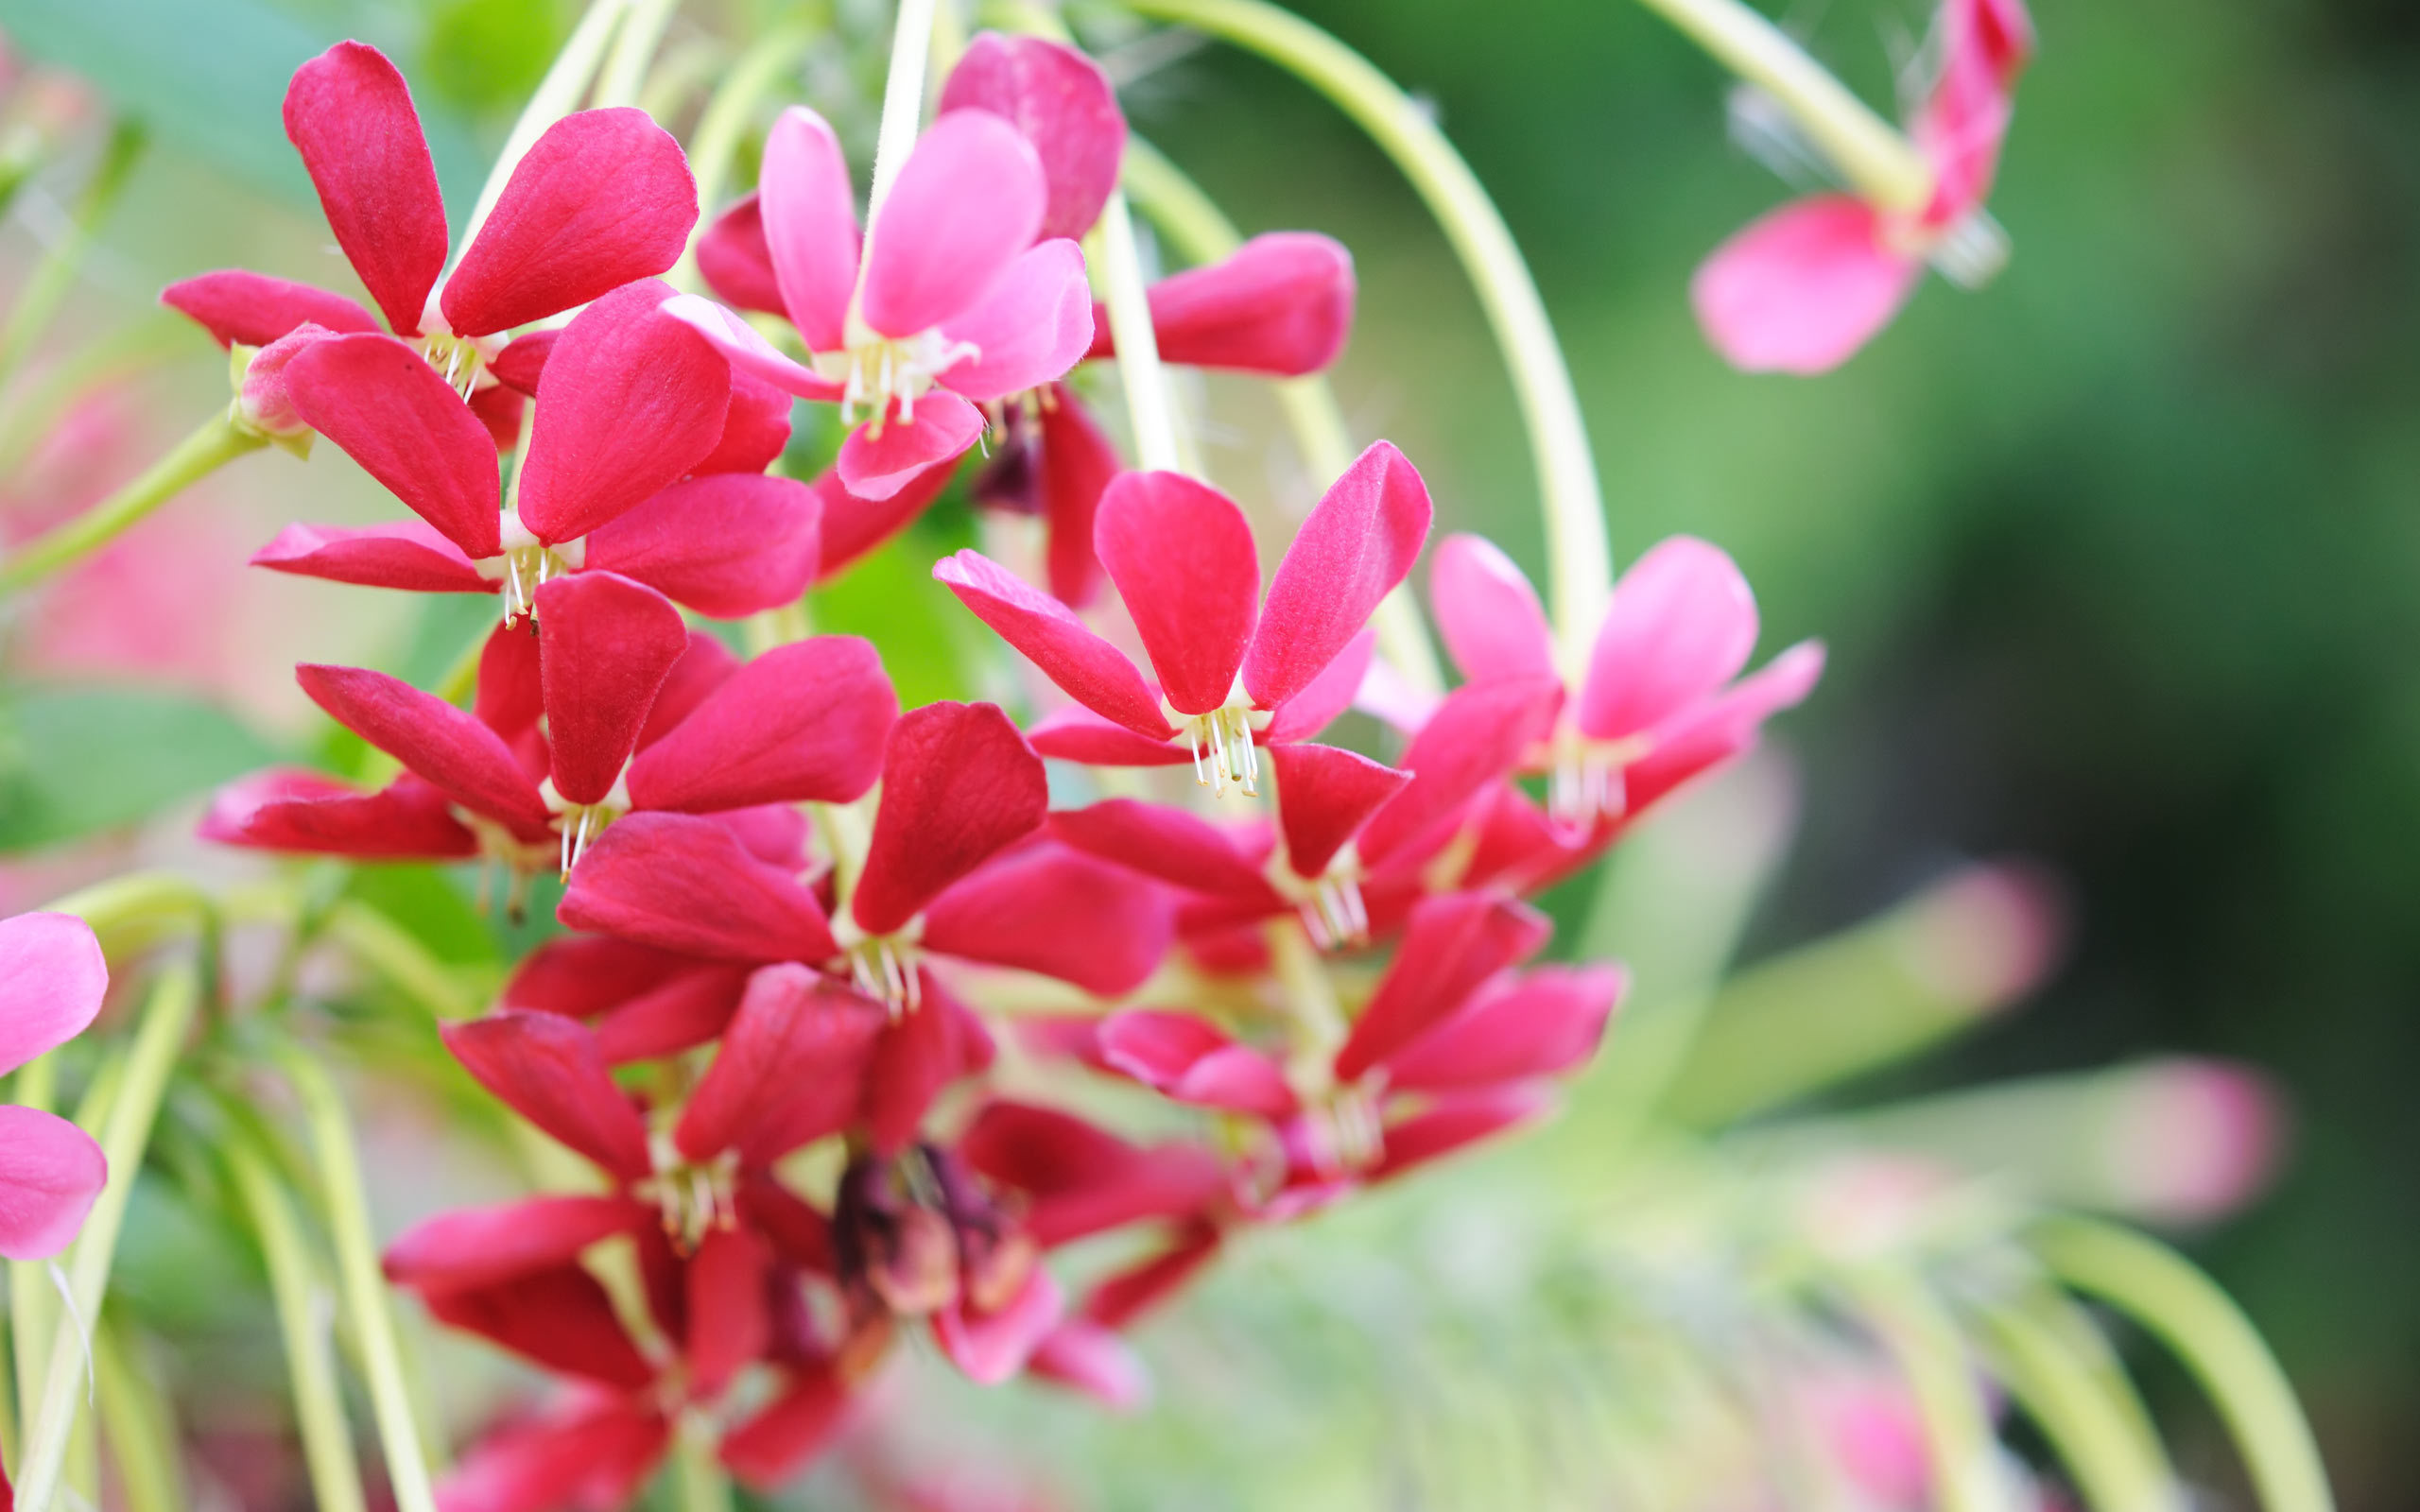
0,684,276,851
342,864,503,967
423,0,562,114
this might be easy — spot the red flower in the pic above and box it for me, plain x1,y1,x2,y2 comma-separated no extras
0,912,110,1263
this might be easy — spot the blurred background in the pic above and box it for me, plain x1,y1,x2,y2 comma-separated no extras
0,0,2411,1504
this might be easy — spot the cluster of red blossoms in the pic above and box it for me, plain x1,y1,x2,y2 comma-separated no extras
179,31,1817,1511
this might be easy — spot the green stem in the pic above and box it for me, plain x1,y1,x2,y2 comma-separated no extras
1841,1266,2014,1512
0,119,146,401
0,410,264,593
1973,1293,2181,1512
322,902,482,1022
671,1419,734,1512
594,0,683,107
1631,0,1931,214
1088,192,1184,472
2029,1215,2335,1512
672,20,820,292
1121,0,1610,672
867,0,941,217
13,962,199,1512
228,1136,371,1512
459,0,635,256
283,1053,441,1512
93,1316,184,1512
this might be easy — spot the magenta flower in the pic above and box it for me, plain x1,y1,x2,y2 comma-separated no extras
936,441,1431,795
0,912,109,1263
1081,231,1357,377
163,41,697,444
1690,0,2035,373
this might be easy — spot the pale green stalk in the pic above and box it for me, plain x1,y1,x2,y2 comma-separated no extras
672,21,821,292
283,1054,440,1512
672,1421,735,1512
1088,194,1183,472
594,0,683,107
14,963,199,1512
868,0,942,216
323,902,483,1022
1122,0,1611,671
0,119,146,400
1841,1266,2014,1512
459,0,636,255
1974,1294,2181,1512
93,1317,184,1512
2030,1216,2335,1512
0,412,265,592
1631,0,1932,213
228,1137,370,1512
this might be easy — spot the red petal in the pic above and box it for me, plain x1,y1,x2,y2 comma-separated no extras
503,936,694,1019
921,841,1173,995
959,1101,1228,1246
851,702,1048,935
861,110,1043,337
1257,625,1374,745
384,1195,648,1292
676,965,886,1163
283,42,445,335
834,393,984,502
594,966,752,1064
684,1228,771,1400
933,550,1171,736
693,368,794,476
1090,232,1355,374
658,293,844,402
1025,705,1189,765
758,108,860,351
720,1366,851,1488
474,621,546,752
1372,1085,1556,1180
629,635,895,813
199,768,476,860
535,572,688,806
0,1107,105,1262
935,239,1094,402
439,1397,669,1512
1430,532,1556,684
1269,743,1408,879
441,1012,653,1178
1384,964,1626,1092
738,1174,835,1273
251,519,493,594
441,108,696,337
584,473,818,620
938,33,1126,241
1094,471,1259,717
488,330,556,395
561,812,837,965
635,632,738,749
1578,535,1759,742
1243,440,1430,711
160,269,377,348
1028,1321,1149,1411
811,457,958,580
1355,676,1561,867
935,1267,1063,1385
283,333,502,558
1332,891,1551,1082
863,978,993,1153
1037,387,1118,606
1048,799,1274,904
423,1265,655,1387
296,663,549,834
1097,1011,1295,1119
697,193,786,316
1083,1227,1219,1328
1623,639,1824,816
468,383,525,450
1690,194,1918,375
518,281,733,542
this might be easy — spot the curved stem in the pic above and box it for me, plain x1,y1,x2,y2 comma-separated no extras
673,20,819,291
594,0,683,107
1975,1293,2182,1511
2029,1215,2336,1512
228,1136,370,1512
459,0,635,256
14,962,199,1512
1120,0,1611,672
1841,1265,2015,1512
0,119,146,402
0,411,264,593
1631,0,1931,214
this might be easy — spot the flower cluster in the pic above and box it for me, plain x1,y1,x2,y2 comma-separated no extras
184,29,1815,1510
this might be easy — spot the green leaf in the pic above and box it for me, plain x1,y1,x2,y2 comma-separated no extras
423,0,564,116
0,684,278,852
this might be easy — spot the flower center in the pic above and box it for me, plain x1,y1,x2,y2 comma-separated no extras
1269,848,1371,951
1300,1084,1385,1178
1169,697,1270,799
640,1135,738,1254
1544,723,1650,835
816,314,980,431
1881,205,2009,288
485,508,586,625
539,766,629,877
831,914,924,1015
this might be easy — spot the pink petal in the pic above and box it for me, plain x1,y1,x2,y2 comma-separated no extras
297,663,550,835
1383,964,1626,1092
1244,440,1431,711
1090,232,1355,375
474,620,546,751
1037,387,1119,605
1690,195,1920,375
251,519,493,594
1094,471,1260,716
0,1105,104,1262
1084,1228,1220,1328
518,281,732,543
1354,676,1561,867
834,393,986,502
236,322,337,435
1430,533,1556,684
938,32,1126,241
1024,705,1190,765
561,813,838,966
583,472,819,619
958,1101,1227,1246
863,979,992,1152
1269,744,1408,879
0,912,107,1077
692,368,794,476
467,384,525,451
489,329,555,395
721,1366,851,1488
683,1228,770,1400
441,1013,652,1178
657,293,845,403
936,1267,1064,1386
933,550,1172,736
628,635,896,813
593,966,752,1065
1028,1321,1149,1411
1623,639,1825,815
757,108,860,351
1579,536,1759,742
1048,799,1275,904
1332,891,1552,1082
1098,1011,1295,1118
423,1266,655,1388
282,42,446,335
441,107,697,337
503,936,694,1019
199,768,475,860
936,238,1093,402
851,702,1048,935
384,1195,648,1291
862,110,1045,337
1372,1085,1556,1181
675,964,885,1163
812,460,959,581
440,1396,669,1512
636,632,739,749
922,842,1173,995
283,333,502,558
160,269,376,348
1257,625,1374,744
534,572,688,807
697,193,786,316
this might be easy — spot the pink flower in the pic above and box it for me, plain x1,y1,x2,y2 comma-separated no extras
0,912,110,1262
1081,232,1357,377
936,442,1431,794
164,41,698,443
664,102,1094,501
936,31,1127,243
1690,0,2035,373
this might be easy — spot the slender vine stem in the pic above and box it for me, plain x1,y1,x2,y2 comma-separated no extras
1088,193,1184,472
868,0,941,218
1974,1292,2181,1512
1120,0,1611,673
2030,1215,2335,1512
459,0,636,256
0,119,146,401
595,0,684,107
1841,1265,2014,1512
0,410,265,593
672,1418,735,1512
229,1136,371,1512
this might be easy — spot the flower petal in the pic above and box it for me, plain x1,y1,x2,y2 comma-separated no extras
922,842,1173,995
852,702,1048,935
938,32,1126,241
684,1227,771,1400
692,367,794,476
160,269,377,348
933,550,1171,736
0,912,108,1077
1372,1085,1555,1180
583,472,820,620
535,572,689,807
1244,440,1431,710
657,293,845,402
593,966,752,1065
0,1105,105,1262
1690,194,1919,375
1028,1321,1150,1411
758,108,860,352
384,1195,648,1292
1257,626,1374,745
1094,471,1259,716
441,107,697,336
834,393,986,502
936,1267,1063,1385
502,936,694,1019
1383,964,1626,1093
958,1101,1228,1246
1089,232,1355,374
282,42,446,335
283,332,502,558
862,110,1045,337
296,663,550,835
636,632,739,749
676,964,886,1164
423,1265,656,1387
518,281,733,543
441,1012,652,1178
1269,743,1409,879
1048,799,1275,904
864,977,994,1152
1430,533,1556,684
438,1394,669,1512
562,813,838,966
1024,705,1190,765
251,519,493,594
628,635,895,814
1355,675,1561,867
1098,1011,1296,1118
488,330,556,395
1578,536,1759,741
721,1366,851,1488
1624,639,1825,816
199,768,476,860
1332,891,1552,1082
936,238,1093,401
1034,387,1120,606
812,461,959,580
697,193,786,315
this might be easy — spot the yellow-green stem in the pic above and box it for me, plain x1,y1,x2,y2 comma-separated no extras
1843,1265,2014,1512
672,1419,735,1512
323,902,484,1022
1088,192,1183,472
594,0,683,107
1974,1293,2181,1512
0,411,264,593
228,1136,371,1512
9,1054,58,1443
0,119,146,400
94,1316,184,1512
869,0,942,218
460,0,636,256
